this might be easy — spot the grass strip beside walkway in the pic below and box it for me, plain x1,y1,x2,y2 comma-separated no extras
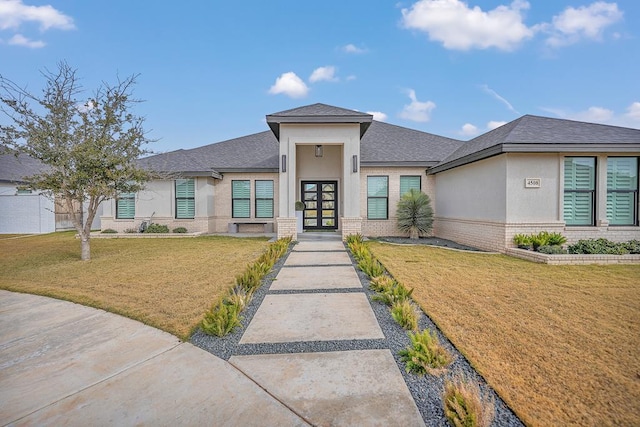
369,242,640,427
0,232,269,340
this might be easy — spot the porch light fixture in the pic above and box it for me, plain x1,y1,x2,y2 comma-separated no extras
352,155,358,173
281,154,287,172
315,145,323,157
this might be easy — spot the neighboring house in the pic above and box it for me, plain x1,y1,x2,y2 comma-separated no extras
100,103,640,252
0,153,102,234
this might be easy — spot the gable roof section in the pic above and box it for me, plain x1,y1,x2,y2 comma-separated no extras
266,103,373,139
138,130,279,176
361,121,463,166
0,153,48,183
430,115,640,173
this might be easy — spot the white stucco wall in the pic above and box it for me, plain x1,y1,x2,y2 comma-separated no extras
279,124,361,218
505,153,561,222
434,155,507,222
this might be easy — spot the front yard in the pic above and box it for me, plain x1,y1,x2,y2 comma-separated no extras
369,242,640,427
0,232,269,339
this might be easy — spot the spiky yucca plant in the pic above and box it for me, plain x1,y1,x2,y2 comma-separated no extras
443,375,495,427
397,188,434,239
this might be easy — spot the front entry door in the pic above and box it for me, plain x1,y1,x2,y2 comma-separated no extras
301,181,338,230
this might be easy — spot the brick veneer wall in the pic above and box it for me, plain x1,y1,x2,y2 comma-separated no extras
100,217,209,234
340,217,363,240
277,217,297,240
360,167,435,237
434,217,506,252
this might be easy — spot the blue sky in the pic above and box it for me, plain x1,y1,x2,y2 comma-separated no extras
1,0,639,153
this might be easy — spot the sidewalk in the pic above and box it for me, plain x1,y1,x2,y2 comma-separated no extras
228,235,426,426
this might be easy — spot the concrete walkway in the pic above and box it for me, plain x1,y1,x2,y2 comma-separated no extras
0,291,306,426
1,234,425,426
229,234,425,426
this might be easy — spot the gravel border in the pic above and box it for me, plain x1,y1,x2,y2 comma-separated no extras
373,236,486,252
191,242,524,426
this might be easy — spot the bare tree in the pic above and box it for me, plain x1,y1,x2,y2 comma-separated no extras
0,61,152,260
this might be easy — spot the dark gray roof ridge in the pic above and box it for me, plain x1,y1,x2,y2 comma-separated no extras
268,103,373,118
430,114,640,173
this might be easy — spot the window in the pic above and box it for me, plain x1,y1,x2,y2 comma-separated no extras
232,180,250,218
255,180,274,218
564,157,595,226
367,176,388,219
16,188,32,195
607,157,638,226
400,176,421,196
116,193,135,219
175,179,195,219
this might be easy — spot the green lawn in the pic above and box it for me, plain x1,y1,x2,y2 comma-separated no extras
0,232,269,339
369,242,640,427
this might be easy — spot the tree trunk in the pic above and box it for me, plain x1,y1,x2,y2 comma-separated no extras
410,227,419,240
80,234,91,261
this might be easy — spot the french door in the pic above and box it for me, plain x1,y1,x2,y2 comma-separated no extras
301,181,338,230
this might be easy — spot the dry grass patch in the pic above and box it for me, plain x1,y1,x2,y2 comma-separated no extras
369,242,640,427
0,232,269,340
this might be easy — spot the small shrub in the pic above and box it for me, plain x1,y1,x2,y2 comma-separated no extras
123,228,138,233
224,286,251,312
172,227,187,233
101,228,117,234
568,238,630,255
345,233,364,246
201,301,243,337
235,266,263,293
391,299,419,331
546,232,567,246
399,329,452,375
443,375,495,427
372,283,414,306
358,255,386,278
369,275,397,293
512,233,531,249
537,245,567,255
144,223,169,233
397,189,434,239
623,240,640,254
529,232,549,251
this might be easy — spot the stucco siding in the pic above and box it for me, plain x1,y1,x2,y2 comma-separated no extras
434,155,507,222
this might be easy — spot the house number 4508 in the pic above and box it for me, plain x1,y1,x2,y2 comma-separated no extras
525,178,541,188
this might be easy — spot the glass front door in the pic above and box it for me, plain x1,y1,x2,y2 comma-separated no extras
302,181,338,230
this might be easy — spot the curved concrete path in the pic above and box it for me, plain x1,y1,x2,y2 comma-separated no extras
0,290,308,426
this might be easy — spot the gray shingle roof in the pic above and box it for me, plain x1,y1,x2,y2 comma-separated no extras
0,153,48,183
431,115,640,173
361,121,463,166
266,103,373,139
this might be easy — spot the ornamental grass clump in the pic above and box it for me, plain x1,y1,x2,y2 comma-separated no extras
358,253,386,278
396,188,434,239
201,300,243,337
443,375,495,427
399,329,452,376
391,299,419,331
372,282,413,306
369,275,397,293
224,285,251,312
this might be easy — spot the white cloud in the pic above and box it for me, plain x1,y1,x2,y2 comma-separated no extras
309,66,338,83
625,102,640,121
268,72,309,98
342,43,367,54
346,75,357,81
367,111,388,121
543,102,640,128
460,123,479,136
0,0,75,30
7,32,43,48
487,120,507,130
399,89,436,122
545,2,623,47
401,0,534,51
481,84,520,114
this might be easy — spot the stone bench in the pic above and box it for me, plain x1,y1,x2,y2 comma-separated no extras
228,221,274,233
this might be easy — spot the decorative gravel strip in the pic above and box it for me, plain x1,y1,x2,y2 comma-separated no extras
232,339,389,356
268,287,363,295
191,241,524,426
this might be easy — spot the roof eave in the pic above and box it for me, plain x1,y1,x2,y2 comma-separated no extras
265,115,373,139
361,161,439,168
